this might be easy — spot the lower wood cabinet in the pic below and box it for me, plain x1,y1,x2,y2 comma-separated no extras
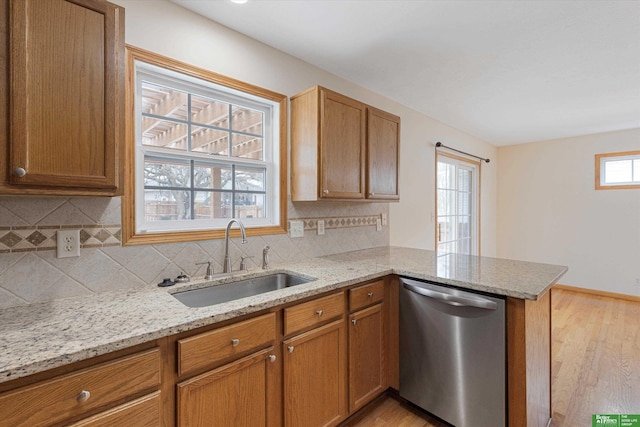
176,347,279,427
283,319,347,427
69,392,161,427
0,348,161,427
348,303,385,412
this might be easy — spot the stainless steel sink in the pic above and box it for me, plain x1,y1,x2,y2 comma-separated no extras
172,273,313,308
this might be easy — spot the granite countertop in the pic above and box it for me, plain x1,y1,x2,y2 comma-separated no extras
0,246,567,384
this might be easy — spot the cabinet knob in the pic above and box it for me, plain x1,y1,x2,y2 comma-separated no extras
368,292,374,298
369,192,375,196
322,189,329,195
316,309,323,317
77,390,91,403
231,338,240,347
268,354,277,363
287,346,295,353
13,167,26,178
352,319,357,325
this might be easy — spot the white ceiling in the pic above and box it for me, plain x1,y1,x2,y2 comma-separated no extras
172,0,640,146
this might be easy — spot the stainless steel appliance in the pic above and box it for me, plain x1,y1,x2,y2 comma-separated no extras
399,277,506,427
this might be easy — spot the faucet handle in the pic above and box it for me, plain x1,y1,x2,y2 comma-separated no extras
196,261,214,279
262,246,270,270
240,255,254,271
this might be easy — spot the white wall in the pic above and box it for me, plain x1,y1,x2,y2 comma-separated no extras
497,128,640,296
114,0,499,256
389,109,498,255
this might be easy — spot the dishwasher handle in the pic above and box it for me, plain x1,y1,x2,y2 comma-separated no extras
402,281,498,310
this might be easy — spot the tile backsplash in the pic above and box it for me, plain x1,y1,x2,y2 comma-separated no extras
0,196,389,309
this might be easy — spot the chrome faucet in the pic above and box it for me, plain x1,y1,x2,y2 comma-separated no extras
223,219,247,273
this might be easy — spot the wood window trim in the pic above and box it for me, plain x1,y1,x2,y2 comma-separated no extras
434,151,482,256
122,45,288,246
595,150,640,190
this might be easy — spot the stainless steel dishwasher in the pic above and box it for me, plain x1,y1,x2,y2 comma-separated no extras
399,277,506,427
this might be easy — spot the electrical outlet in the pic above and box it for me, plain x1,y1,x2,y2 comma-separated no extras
376,218,382,232
289,220,304,238
381,213,388,226
317,220,325,236
57,229,81,258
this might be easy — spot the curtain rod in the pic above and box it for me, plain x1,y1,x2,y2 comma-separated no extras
435,142,490,163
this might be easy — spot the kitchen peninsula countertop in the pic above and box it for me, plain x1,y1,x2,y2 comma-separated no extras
0,246,567,384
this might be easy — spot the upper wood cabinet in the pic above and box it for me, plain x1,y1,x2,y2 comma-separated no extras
291,86,400,202
0,0,124,195
367,107,400,201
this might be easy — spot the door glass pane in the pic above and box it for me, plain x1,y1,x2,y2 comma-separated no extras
437,162,455,189
436,156,478,256
458,168,471,192
634,159,640,182
438,189,455,215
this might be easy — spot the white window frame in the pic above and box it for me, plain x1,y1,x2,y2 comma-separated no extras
595,151,640,190
435,153,480,256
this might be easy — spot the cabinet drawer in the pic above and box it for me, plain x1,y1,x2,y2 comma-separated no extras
284,292,345,336
0,349,160,427
349,280,385,312
178,312,276,377
70,391,160,427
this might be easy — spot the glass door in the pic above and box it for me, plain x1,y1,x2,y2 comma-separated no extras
436,154,479,255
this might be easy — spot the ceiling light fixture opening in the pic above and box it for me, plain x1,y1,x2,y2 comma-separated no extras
230,0,248,4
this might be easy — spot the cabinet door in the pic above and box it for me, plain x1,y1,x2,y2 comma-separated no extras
177,348,279,427
8,0,123,191
349,303,385,412
319,89,366,199
283,319,347,427
366,107,400,200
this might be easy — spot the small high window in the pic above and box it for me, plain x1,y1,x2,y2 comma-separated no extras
595,151,640,190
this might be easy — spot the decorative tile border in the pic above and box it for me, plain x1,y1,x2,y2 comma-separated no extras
0,225,122,253
296,215,380,230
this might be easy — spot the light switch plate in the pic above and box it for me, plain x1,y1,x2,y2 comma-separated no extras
317,220,325,236
376,218,382,232
381,213,388,226
289,220,304,238
57,229,81,258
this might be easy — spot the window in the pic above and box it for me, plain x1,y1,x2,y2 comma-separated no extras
123,47,287,245
436,154,480,255
595,151,640,190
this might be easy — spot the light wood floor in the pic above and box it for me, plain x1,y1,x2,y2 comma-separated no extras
347,288,640,427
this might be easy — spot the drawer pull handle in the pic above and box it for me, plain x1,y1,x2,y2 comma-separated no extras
316,309,323,317
367,292,374,298
288,346,295,353
77,390,91,403
352,319,357,325
268,354,277,362
231,339,240,347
